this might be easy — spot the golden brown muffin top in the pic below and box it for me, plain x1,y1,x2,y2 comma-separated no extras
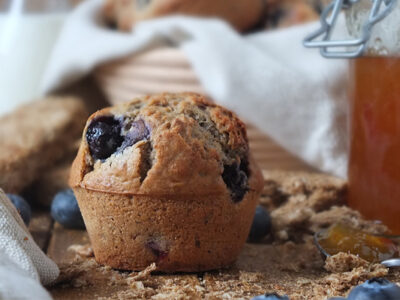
70,93,262,199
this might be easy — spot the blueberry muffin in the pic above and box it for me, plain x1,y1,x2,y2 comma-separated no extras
70,92,263,272
103,0,265,32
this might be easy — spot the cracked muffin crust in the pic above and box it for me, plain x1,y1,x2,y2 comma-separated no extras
70,92,263,272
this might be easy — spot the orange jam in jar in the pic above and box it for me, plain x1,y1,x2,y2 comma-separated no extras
348,57,400,233
304,0,400,232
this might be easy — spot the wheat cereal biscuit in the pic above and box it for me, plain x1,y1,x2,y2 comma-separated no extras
0,97,87,193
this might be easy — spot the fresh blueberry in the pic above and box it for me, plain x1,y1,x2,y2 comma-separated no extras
345,278,400,300
248,205,272,242
6,194,31,226
251,293,289,300
51,189,85,229
119,119,150,151
222,158,249,203
86,116,123,160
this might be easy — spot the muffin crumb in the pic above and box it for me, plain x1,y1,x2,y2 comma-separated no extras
68,244,94,258
127,263,156,283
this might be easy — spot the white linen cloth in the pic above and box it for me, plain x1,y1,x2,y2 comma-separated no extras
41,0,349,178
0,189,59,299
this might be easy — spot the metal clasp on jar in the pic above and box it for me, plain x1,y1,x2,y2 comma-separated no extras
303,0,397,58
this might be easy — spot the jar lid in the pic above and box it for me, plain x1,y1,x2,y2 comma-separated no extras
346,0,400,56
303,0,397,58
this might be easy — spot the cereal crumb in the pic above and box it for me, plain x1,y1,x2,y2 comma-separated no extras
127,263,157,285
67,244,94,258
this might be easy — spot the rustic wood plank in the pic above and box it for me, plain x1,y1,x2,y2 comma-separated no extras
248,133,315,172
47,223,120,299
47,223,202,299
28,210,53,251
47,223,90,265
50,271,203,300
202,243,324,299
99,64,200,83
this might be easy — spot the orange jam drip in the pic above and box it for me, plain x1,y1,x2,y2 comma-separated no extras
316,224,398,262
348,56,400,234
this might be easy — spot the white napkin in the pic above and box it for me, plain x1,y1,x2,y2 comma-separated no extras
0,189,59,299
42,0,349,178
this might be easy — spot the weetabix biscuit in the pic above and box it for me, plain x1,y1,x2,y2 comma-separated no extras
0,97,87,194
259,171,389,242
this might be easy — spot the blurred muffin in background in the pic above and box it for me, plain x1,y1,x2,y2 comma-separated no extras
103,0,265,32
103,0,329,33
265,0,325,29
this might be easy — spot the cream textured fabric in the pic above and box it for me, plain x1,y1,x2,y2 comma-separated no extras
0,189,59,299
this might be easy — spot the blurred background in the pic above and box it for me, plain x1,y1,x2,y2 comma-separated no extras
0,0,331,176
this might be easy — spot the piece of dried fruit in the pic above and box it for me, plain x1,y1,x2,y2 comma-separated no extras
222,159,249,203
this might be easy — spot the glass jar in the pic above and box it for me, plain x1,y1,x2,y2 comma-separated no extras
348,55,400,233
0,0,72,115
305,0,400,233
346,0,400,233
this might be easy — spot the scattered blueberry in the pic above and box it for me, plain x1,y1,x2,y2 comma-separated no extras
346,278,400,300
222,158,249,202
86,116,123,160
248,206,272,242
51,189,85,229
251,293,289,300
119,119,150,151
6,194,31,226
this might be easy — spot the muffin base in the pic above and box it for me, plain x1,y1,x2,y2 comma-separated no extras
73,187,260,272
